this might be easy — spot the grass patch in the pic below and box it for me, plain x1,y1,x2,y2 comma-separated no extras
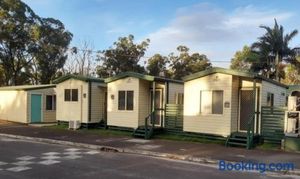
257,143,281,151
45,124,132,137
154,133,225,145
45,124,225,145
78,128,132,137
46,123,68,130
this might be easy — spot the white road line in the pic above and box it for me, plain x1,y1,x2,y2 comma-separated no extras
12,161,34,166
63,151,81,155
0,161,8,166
42,152,60,155
38,160,61,165
65,148,80,152
41,155,61,160
6,166,31,172
17,156,36,161
64,155,82,160
85,151,99,155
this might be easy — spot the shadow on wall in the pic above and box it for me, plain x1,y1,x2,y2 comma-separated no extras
0,91,26,123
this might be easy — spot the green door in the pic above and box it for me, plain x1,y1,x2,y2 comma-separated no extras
31,94,42,123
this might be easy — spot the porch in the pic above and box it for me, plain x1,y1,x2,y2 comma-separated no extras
133,79,184,139
226,76,261,149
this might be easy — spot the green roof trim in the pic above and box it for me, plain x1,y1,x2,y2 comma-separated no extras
53,74,105,84
104,71,183,84
182,67,288,88
287,85,300,95
0,84,56,91
105,72,154,83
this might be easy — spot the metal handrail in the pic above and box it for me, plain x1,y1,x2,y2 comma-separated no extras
246,114,255,149
145,111,155,139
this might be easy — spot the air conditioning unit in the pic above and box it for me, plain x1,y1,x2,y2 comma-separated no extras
69,120,81,130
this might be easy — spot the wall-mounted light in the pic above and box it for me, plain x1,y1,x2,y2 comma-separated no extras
111,94,114,100
213,75,219,81
83,93,86,98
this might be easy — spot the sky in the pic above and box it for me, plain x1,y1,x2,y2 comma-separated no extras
23,0,300,67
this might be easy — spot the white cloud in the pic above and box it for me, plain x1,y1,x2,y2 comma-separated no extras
145,3,294,67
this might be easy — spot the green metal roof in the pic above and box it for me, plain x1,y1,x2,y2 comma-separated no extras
0,84,56,91
104,71,183,84
53,74,105,84
182,67,288,88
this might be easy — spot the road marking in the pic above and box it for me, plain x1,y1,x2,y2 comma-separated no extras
38,160,61,165
42,152,60,155
126,139,150,144
6,166,31,172
64,155,82,160
63,151,81,155
41,155,61,160
85,150,99,155
12,161,34,166
0,161,8,166
65,148,81,152
17,156,36,161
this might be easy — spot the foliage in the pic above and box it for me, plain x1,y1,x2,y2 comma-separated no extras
169,46,211,79
230,46,258,71
0,0,40,85
0,0,72,85
146,54,168,76
33,18,72,84
96,35,149,78
282,58,300,85
251,19,298,80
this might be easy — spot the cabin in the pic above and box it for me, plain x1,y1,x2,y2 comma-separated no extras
0,84,56,124
182,67,288,148
105,72,184,137
283,85,300,151
53,75,107,127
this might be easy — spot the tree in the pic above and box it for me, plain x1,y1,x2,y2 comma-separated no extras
0,0,40,85
230,46,258,71
0,65,5,86
282,56,300,85
146,54,168,76
33,18,72,84
0,0,72,85
169,46,211,79
251,19,298,81
96,35,149,78
64,41,95,76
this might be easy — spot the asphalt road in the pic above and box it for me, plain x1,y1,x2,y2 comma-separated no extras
0,136,298,179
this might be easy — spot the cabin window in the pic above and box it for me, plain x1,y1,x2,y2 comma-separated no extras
46,95,56,110
267,92,274,107
71,89,78,101
64,89,78,102
200,90,223,114
118,90,134,111
176,93,184,104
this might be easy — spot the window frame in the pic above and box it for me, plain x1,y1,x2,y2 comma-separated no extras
267,92,274,107
118,90,134,111
46,95,56,111
118,91,126,110
64,89,71,101
64,89,78,102
200,90,224,115
176,93,184,105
